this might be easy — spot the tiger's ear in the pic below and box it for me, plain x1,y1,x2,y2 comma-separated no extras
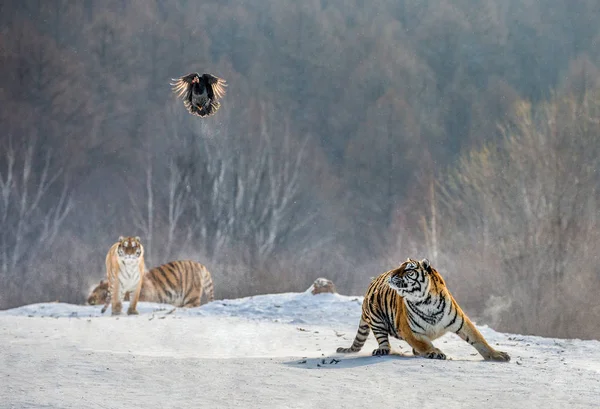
135,236,141,242
100,279,105,285
421,258,431,272
118,236,124,242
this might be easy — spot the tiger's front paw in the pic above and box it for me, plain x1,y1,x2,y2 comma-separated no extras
485,350,511,362
423,348,446,360
127,308,139,315
372,347,390,356
111,301,122,316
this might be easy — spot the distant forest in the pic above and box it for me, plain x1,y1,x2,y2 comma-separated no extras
1,0,599,339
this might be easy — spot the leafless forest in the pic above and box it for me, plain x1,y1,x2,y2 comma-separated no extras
0,0,599,339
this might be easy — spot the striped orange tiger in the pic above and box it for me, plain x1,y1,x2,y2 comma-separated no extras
88,260,215,312
105,236,146,316
337,258,510,361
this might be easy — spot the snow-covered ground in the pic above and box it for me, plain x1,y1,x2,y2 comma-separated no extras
1,290,599,408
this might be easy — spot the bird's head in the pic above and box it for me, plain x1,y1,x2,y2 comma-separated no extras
178,72,201,84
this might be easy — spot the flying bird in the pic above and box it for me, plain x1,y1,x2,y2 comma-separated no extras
171,72,227,117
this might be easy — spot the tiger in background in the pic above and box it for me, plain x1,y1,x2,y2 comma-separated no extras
88,260,214,312
87,279,124,306
105,236,146,316
337,258,510,362
137,260,214,309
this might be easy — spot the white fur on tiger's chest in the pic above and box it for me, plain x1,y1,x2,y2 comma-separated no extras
404,294,460,340
118,258,142,293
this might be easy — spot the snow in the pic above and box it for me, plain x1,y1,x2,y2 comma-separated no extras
1,291,599,408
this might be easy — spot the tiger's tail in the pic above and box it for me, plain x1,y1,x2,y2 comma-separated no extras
100,290,111,314
201,265,214,303
101,299,110,313
337,316,370,353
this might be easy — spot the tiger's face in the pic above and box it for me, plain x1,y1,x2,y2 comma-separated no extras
116,236,143,262
388,258,432,300
87,280,109,305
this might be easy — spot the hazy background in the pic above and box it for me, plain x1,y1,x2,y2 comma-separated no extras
1,0,599,339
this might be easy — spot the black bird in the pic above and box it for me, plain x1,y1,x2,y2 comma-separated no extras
171,72,227,117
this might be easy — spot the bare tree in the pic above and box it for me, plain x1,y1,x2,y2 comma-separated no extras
130,153,191,267
435,91,600,338
0,138,72,306
158,100,330,295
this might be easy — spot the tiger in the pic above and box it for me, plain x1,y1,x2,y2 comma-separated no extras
88,260,215,312
87,279,117,306
105,236,146,316
337,258,510,361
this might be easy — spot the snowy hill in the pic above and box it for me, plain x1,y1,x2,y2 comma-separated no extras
1,291,599,408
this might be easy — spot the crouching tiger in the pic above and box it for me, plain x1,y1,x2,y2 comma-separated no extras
88,260,214,312
337,258,510,361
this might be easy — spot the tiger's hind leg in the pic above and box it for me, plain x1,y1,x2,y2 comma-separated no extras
371,325,391,356
182,291,201,308
337,317,370,353
182,272,202,307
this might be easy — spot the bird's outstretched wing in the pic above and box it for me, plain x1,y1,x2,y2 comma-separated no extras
170,73,199,99
202,74,227,99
